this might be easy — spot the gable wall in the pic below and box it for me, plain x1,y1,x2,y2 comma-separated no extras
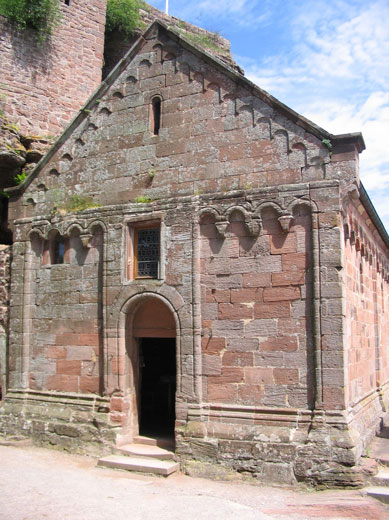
13,29,332,222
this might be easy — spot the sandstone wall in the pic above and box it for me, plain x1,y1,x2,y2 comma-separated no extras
343,198,389,449
0,244,10,398
200,205,314,410
0,0,106,137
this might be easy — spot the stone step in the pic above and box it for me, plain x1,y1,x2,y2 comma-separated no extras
365,486,389,505
371,468,389,487
97,454,179,476
117,443,175,460
133,435,174,450
134,435,158,446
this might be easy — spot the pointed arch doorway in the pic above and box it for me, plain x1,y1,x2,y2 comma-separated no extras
130,297,177,441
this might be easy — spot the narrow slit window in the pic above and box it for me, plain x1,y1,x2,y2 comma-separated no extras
152,97,161,135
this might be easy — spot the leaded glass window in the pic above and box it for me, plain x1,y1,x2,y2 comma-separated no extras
135,227,160,278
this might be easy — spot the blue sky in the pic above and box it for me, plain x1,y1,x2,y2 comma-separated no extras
148,0,389,231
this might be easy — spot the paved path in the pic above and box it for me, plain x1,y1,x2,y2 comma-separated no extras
0,445,387,520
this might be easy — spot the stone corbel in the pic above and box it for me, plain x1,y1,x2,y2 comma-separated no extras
278,213,293,233
245,216,261,237
215,220,229,237
80,233,93,248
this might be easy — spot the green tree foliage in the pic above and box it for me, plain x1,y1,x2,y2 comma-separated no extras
0,0,62,43
106,0,145,40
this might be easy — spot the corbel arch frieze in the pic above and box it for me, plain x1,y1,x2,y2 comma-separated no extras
29,218,107,246
253,200,294,233
287,198,318,214
199,204,262,238
28,227,46,241
224,204,261,237
198,206,227,237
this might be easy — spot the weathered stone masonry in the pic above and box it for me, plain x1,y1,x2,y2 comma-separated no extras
0,244,10,398
0,0,106,136
1,21,388,486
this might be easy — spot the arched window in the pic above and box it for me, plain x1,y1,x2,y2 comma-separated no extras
42,232,68,265
53,234,66,264
151,97,161,135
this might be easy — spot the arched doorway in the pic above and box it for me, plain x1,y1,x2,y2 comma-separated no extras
130,298,177,440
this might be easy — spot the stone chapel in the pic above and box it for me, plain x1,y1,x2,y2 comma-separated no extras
0,9,388,486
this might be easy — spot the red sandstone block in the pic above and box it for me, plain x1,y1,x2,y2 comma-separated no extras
218,303,253,320
282,253,309,271
271,271,305,286
242,273,272,288
201,337,225,353
259,337,298,352
222,352,253,367
202,354,222,376
270,233,297,254
219,144,244,162
205,288,230,303
322,386,345,409
263,286,301,302
273,368,299,385
248,140,272,157
109,412,126,424
206,257,230,275
245,367,274,384
110,397,124,412
230,288,262,303
238,384,264,405
225,338,259,352
208,367,244,384
156,139,186,157
57,360,81,376
254,302,290,318
47,346,66,359
208,383,237,403
78,333,99,346
79,376,99,394
56,333,80,346
46,375,78,393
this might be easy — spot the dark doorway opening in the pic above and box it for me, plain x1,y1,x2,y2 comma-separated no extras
139,337,176,439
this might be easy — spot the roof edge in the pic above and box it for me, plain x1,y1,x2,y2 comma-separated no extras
331,133,365,153
359,182,389,249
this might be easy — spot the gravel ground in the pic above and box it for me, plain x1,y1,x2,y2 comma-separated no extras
0,445,387,520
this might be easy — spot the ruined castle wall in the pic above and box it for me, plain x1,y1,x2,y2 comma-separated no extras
0,0,106,137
